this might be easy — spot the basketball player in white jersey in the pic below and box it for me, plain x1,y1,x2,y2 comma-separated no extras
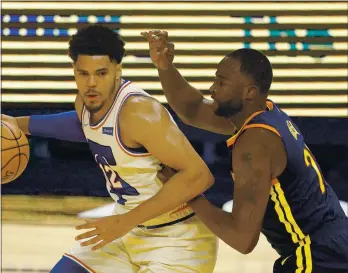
2,25,217,272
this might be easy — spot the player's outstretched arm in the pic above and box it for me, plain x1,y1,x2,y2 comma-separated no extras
1,95,86,142
141,30,235,135
188,128,282,254
121,96,214,224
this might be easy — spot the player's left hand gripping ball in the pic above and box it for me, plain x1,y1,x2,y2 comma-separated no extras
75,215,135,251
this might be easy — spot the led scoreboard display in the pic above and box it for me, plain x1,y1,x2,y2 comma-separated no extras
1,2,347,117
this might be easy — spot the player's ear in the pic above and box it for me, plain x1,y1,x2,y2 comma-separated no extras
245,85,258,100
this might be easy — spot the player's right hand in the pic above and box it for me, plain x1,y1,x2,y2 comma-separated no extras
1,114,19,128
141,30,174,70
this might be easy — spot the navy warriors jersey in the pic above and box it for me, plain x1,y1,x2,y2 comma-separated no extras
81,79,193,228
227,100,348,270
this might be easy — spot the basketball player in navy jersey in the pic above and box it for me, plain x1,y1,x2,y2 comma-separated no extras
2,25,218,273
142,30,348,273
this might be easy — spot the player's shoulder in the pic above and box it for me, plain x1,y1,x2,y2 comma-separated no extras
119,80,171,126
122,79,147,95
233,126,286,176
120,94,169,124
249,102,288,131
124,94,162,112
237,127,279,149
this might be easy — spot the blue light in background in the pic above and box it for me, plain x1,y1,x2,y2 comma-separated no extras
1,28,120,36
77,15,120,23
0,14,335,52
59,29,69,36
26,29,37,36
2,28,18,36
2,14,120,23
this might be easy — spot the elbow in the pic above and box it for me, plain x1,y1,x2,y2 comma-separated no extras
236,234,259,255
198,166,214,190
238,243,256,255
206,171,215,188
198,167,215,192
188,166,214,195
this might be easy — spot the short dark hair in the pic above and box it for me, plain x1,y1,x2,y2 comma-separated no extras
226,48,273,94
68,25,125,63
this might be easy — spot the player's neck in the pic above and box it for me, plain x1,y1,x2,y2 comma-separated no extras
228,101,267,131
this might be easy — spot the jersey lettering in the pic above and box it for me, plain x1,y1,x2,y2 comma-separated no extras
88,139,140,205
304,145,326,194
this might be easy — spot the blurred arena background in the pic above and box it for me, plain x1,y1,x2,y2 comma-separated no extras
1,1,347,273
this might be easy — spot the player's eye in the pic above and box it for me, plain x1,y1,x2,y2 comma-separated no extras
97,71,107,76
215,77,223,86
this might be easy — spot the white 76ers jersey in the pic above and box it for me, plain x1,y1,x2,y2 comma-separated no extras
81,79,193,227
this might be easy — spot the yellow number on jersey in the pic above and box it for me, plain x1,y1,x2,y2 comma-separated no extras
304,146,326,194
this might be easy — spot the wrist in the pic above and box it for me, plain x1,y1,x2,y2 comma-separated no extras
122,210,142,228
157,62,174,72
157,66,169,72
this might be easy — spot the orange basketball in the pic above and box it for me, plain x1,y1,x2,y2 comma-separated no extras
1,121,30,184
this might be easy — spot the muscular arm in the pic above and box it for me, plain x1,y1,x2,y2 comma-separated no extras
142,30,235,135
188,129,284,254
159,64,235,135
119,96,214,225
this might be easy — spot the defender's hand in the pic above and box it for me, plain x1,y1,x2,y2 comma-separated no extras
75,214,136,251
141,30,174,70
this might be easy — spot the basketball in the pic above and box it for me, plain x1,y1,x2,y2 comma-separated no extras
1,121,30,184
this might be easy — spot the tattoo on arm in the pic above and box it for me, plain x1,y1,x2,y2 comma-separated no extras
238,151,261,204
231,129,274,233
243,179,259,205
236,150,268,230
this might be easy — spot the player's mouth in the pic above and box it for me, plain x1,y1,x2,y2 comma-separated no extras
85,93,100,100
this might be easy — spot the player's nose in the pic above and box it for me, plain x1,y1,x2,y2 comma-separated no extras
87,75,97,87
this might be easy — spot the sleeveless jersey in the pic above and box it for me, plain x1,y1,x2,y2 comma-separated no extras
81,79,193,227
227,100,347,261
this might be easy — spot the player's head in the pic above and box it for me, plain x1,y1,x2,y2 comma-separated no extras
210,48,273,118
69,25,125,113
